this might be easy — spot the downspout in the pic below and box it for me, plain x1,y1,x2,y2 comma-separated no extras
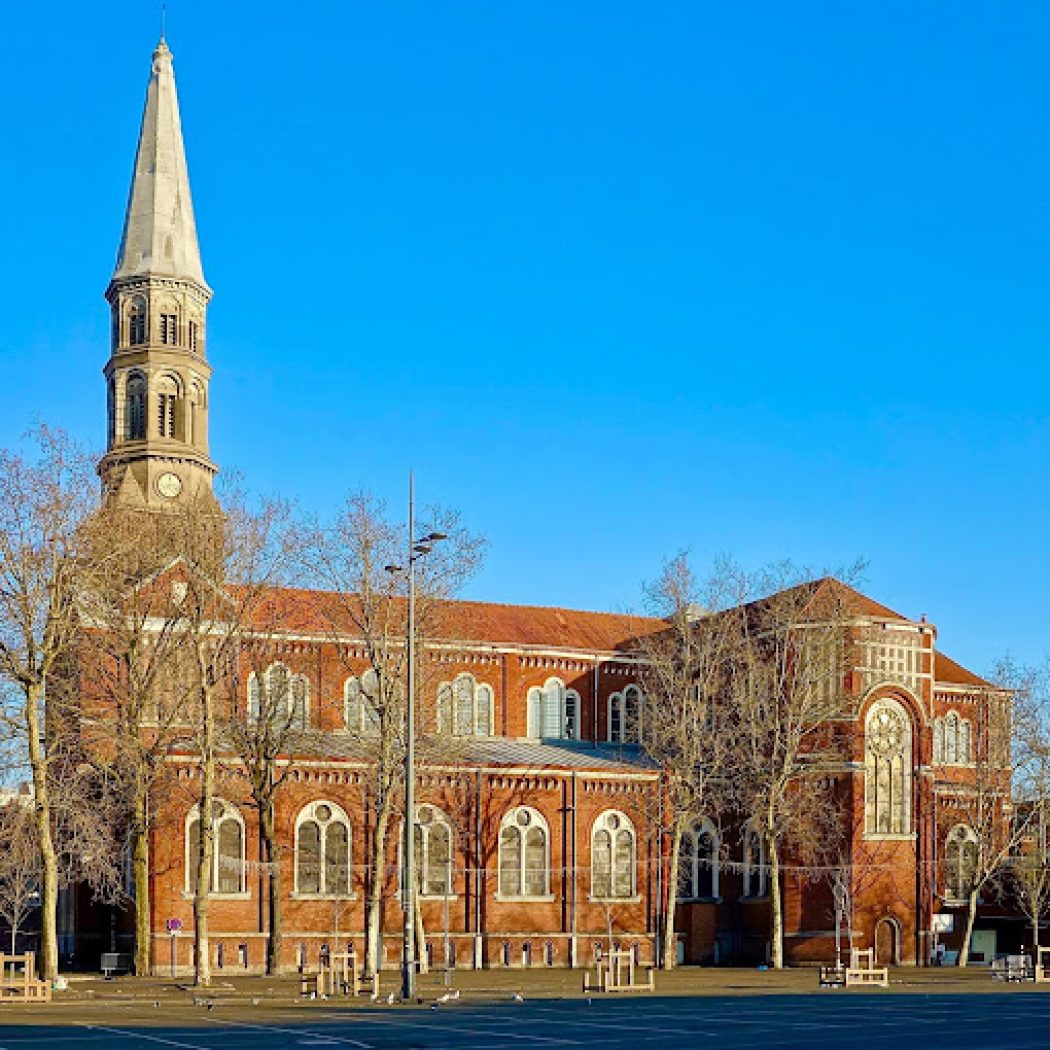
592,657,600,745
474,768,483,969
570,772,578,968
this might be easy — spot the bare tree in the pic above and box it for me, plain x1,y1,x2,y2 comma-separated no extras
147,489,297,987
308,492,484,979
728,569,857,969
0,798,41,954
944,659,1045,966
223,607,315,976
78,506,204,975
636,554,745,969
0,428,102,979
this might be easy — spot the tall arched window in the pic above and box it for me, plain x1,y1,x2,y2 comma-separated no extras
933,711,972,766
156,374,179,438
344,670,380,735
865,698,912,836
415,804,453,897
607,685,644,743
437,674,494,737
678,820,719,900
526,678,579,740
591,810,636,900
248,662,309,729
295,801,351,896
185,800,245,895
945,824,978,900
128,297,147,345
742,827,767,898
125,372,146,440
498,807,549,898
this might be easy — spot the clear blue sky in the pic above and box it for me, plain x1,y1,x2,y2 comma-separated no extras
1,2,1048,675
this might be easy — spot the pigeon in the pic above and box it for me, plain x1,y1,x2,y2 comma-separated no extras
385,992,396,1005
512,993,524,1002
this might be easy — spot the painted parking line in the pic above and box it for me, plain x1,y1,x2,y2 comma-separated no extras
203,1019,372,1048
75,1025,209,1050
314,1010,583,1045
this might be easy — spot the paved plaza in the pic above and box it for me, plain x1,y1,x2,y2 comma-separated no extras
0,971,1048,1048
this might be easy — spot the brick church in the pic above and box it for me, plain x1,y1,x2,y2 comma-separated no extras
64,38,1009,974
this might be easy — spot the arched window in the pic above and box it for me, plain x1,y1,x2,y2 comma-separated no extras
437,674,494,737
126,372,146,440
160,308,179,346
607,685,644,743
344,670,380,735
526,678,579,740
295,801,351,896
865,698,912,836
591,810,636,900
247,662,309,729
742,827,767,898
678,820,719,900
128,297,147,345
156,374,179,439
945,824,978,900
415,804,453,897
934,712,972,766
608,692,624,743
187,381,203,445
945,712,959,765
498,807,549,898
185,800,245,895
959,718,972,763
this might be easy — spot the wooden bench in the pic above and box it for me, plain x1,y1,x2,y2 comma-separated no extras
0,953,51,1003
583,949,655,994
1032,947,1050,983
844,948,888,989
300,949,374,999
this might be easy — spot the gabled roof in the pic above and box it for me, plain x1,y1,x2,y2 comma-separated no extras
764,576,913,624
935,650,992,689
244,585,664,655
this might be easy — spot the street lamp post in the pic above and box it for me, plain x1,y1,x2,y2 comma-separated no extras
386,472,446,1002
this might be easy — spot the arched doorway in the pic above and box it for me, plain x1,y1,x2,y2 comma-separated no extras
875,917,900,966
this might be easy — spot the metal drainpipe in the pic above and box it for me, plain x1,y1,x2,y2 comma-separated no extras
592,657,600,745
570,772,578,968
474,768,483,969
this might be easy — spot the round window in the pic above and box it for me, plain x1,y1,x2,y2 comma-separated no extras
516,810,532,828
418,806,433,826
315,804,332,823
606,814,621,831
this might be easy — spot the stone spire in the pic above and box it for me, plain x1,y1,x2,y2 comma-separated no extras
113,38,207,288
99,38,217,512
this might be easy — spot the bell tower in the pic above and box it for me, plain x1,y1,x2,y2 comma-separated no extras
99,37,218,510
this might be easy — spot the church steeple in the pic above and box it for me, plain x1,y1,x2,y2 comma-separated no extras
99,38,217,510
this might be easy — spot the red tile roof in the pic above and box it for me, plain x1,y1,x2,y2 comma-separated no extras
934,650,992,689
245,585,665,655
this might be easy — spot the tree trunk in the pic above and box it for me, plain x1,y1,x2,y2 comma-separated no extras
26,682,59,981
662,817,684,970
10,922,17,955
363,803,391,979
261,800,281,975
131,788,151,976
193,685,216,988
768,833,783,970
956,887,979,967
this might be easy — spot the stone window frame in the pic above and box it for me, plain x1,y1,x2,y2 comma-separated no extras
184,799,248,899
526,677,580,741
496,806,553,901
293,799,354,899
437,672,495,737
589,809,640,902
678,817,720,902
247,661,310,729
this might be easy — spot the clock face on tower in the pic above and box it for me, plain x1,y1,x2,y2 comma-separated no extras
156,472,183,499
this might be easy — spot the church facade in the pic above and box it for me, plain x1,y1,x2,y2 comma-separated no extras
66,39,1010,974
